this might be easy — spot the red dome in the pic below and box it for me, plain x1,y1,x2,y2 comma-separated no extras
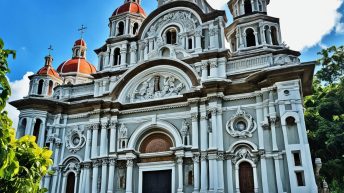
113,2,146,17
37,66,61,79
57,58,96,75
74,39,87,47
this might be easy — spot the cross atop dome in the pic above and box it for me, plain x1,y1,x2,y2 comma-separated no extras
78,24,87,39
124,0,141,4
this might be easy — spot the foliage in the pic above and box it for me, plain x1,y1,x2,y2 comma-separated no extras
0,38,53,193
306,45,344,192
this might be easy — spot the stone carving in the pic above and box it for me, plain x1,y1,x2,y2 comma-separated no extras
119,123,128,139
232,147,258,164
145,11,198,38
128,74,185,102
226,107,257,138
63,161,81,174
65,126,86,153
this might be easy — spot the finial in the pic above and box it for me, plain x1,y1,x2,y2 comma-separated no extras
78,25,87,39
48,45,53,56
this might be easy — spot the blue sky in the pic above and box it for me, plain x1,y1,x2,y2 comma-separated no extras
1,0,344,81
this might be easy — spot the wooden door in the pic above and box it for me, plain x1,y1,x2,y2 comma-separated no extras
239,162,254,193
142,170,172,193
66,172,75,193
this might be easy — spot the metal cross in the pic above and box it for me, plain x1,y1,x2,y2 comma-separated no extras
78,25,87,39
48,45,53,55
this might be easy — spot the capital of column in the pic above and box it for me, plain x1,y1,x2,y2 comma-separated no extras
192,155,200,163
101,158,109,166
209,59,218,68
209,108,217,115
191,113,198,122
109,158,117,166
101,121,109,130
217,152,225,161
200,153,208,161
92,160,101,168
109,120,117,130
126,159,134,167
177,157,183,164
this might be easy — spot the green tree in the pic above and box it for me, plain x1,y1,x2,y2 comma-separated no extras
0,38,53,193
306,46,344,191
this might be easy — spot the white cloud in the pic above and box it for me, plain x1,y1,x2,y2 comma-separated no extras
5,72,34,129
207,0,344,51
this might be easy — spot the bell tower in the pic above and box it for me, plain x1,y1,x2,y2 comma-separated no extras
226,0,283,53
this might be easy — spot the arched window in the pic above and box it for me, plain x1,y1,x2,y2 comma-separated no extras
117,21,124,36
245,28,256,47
244,0,253,14
166,28,177,44
188,38,193,50
48,80,53,96
271,26,279,45
161,47,170,57
133,23,139,35
139,133,173,153
66,172,76,193
37,79,44,95
239,162,254,193
33,119,42,143
258,0,263,11
18,118,27,138
264,26,271,44
114,48,121,65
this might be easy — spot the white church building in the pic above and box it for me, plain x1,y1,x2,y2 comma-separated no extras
11,0,318,193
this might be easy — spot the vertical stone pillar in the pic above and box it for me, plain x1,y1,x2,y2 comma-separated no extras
209,59,218,78
143,41,148,61
274,155,284,193
208,156,215,193
269,91,278,151
195,26,202,53
200,153,208,193
201,61,208,81
177,157,184,193
200,106,208,150
254,32,259,46
210,108,217,149
107,158,116,193
91,124,99,158
191,112,199,149
109,120,117,153
209,24,215,50
125,159,134,193
217,153,225,193
100,122,108,157
193,154,200,193
120,47,127,67
227,159,234,192
148,39,154,52
129,43,137,66
216,107,224,151
84,163,92,193
109,47,114,67
85,125,92,161
92,160,100,193
101,159,108,193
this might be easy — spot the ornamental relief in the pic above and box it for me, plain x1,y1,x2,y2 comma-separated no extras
145,10,199,38
65,126,86,153
226,107,257,138
127,73,186,103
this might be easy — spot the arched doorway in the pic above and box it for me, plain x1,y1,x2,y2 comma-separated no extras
239,162,254,193
66,172,76,193
139,133,173,153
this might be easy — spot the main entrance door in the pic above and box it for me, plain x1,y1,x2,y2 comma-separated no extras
239,162,254,193
142,170,172,193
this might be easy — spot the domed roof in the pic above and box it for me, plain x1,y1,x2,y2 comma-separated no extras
113,2,146,17
37,65,61,79
74,39,86,47
57,58,96,75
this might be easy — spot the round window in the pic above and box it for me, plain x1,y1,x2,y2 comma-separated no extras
72,134,80,146
235,120,247,131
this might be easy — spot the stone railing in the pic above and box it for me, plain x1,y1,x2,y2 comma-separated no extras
226,54,273,75
53,83,94,100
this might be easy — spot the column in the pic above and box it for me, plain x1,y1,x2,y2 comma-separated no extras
148,39,154,52
216,107,224,151
209,59,218,78
210,108,217,149
51,143,61,193
217,58,226,78
38,119,46,147
200,153,208,193
91,124,99,158
253,166,259,193
101,159,108,193
61,174,67,193
208,156,215,193
200,107,208,150
195,27,202,53
193,155,200,193
191,112,199,149
217,153,225,193
125,159,134,193
274,156,284,193
201,61,208,81
107,158,116,193
254,32,259,46
129,43,137,66
177,157,184,193
85,126,92,161
209,26,215,50
120,47,127,67
214,27,219,49
143,41,148,61
269,91,278,151
109,121,117,153
227,160,234,193
235,165,240,193
92,160,100,193
109,48,114,66
125,18,129,34
83,163,92,193
100,122,108,157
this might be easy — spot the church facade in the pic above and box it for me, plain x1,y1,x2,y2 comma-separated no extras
11,0,318,193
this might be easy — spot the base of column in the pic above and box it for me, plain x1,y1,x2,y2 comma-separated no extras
193,190,200,193
177,191,184,193
200,190,208,193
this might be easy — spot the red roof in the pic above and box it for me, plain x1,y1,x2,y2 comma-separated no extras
57,58,96,75
37,66,61,79
74,39,86,47
113,2,146,17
